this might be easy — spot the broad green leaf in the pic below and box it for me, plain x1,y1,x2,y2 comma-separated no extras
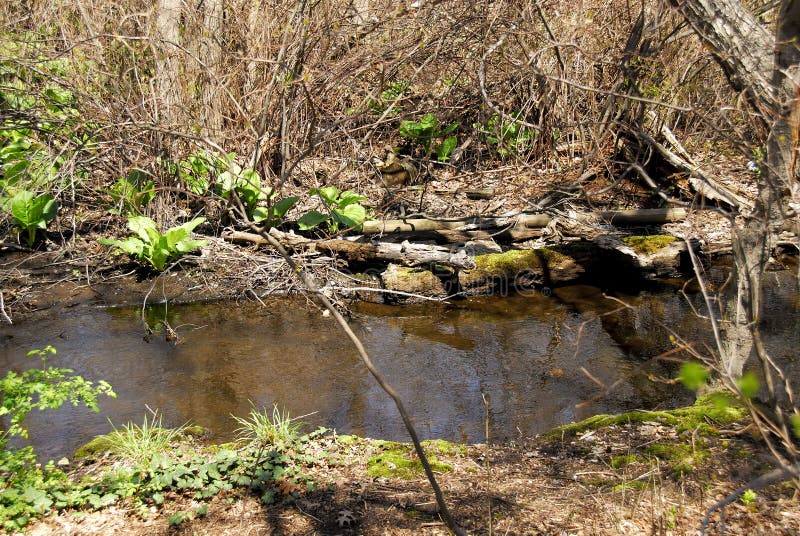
272,196,299,218
737,372,760,399
334,203,367,230
252,206,270,223
9,191,35,226
23,486,52,514
164,227,189,250
127,216,159,245
179,217,206,234
791,414,800,439
175,238,207,253
297,210,329,230
99,237,144,256
218,171,237,196
336,191,368,208
313,186,339,205
679,361,709,391
3,159,30,183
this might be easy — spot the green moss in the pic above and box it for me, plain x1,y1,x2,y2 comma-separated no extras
473,250,542,275
622,235,677,255
544,392,747,441
180,425,206,438
612,480,651,492
610,454,640,469
421,439,467,456
367,444,453,479
645,443,707,475
73,434,117,460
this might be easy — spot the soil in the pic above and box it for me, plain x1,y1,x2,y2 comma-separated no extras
25,415,800,536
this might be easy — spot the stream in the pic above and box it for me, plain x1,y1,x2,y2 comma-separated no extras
2,269,798,460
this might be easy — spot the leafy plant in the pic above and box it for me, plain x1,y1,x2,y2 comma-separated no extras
369,80,408,115
218,163,298,227
105,410,188,466
177,149,229,195
399,113,459,161
740,489,757,505
5,190,56,246
297,186,369,233
0,346,116,531
108,169,154,215
474,113,533,157
99,216,207,271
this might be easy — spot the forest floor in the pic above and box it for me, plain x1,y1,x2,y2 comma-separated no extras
25,405,800,536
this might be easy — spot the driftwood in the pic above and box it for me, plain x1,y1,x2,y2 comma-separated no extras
224,229,477,269
361,208,687,234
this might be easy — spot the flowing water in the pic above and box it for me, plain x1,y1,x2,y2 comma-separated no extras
2,270,798,460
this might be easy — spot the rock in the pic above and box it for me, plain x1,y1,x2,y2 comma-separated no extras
380,263,447,303
458,249,584,295
595,234,697,278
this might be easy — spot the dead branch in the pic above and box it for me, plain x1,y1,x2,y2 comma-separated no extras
223,230,477,270
228,197,467,536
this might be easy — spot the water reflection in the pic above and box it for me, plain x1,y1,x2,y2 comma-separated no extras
2,275,797,460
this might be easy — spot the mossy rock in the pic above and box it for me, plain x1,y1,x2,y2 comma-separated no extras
544,391,747,441
73,434,118,460
381,263,446,302
459,249,583,294
622,235,677,255
366,444,453,479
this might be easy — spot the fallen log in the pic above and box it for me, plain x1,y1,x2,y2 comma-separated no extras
223,229,477,270
361,208,687,234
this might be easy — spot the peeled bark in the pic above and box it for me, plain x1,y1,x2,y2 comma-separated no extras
669,0,800,377
667,0,776,118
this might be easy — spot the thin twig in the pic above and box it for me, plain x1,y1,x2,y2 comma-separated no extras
229,197,467,536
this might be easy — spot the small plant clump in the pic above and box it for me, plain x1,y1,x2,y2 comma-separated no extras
1,383,328,531
99,216,207,272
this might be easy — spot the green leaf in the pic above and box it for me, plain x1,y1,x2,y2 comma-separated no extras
336,191,368,208
174,238,207,253
23,487,52,514
334,203,367,230
312,186,340,205
272,196,299,218
737,372,760,400
99,237,144,256
791,414,800,439
127,216,159,245
436,135,458,162
297,210,329,231
679,362,709,391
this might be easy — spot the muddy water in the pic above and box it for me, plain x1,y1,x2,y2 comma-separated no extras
2,271,798,460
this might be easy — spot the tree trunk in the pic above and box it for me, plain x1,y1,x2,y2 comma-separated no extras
668,0,800,377
154,0,183,126
667,0,776,119
199,0,224,135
